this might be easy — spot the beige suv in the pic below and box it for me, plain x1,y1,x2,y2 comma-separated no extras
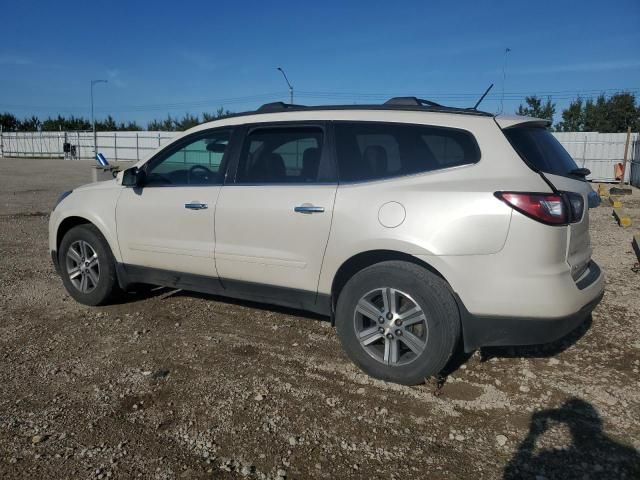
49,98,604,385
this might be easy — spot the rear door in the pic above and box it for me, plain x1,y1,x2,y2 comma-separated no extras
503,125,597,279
214,123,337,293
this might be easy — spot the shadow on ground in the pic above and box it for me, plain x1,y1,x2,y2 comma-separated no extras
503,398,640,479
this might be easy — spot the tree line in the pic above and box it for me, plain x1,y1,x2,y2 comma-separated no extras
1,93,638,132
0,107,234,132
516,91,639,132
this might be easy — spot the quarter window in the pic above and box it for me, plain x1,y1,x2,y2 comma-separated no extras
145,130,231,186
334,122,480,182
236,127,327,184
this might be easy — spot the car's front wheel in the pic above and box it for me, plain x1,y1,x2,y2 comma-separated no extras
335,261,460,385
58,224,119,306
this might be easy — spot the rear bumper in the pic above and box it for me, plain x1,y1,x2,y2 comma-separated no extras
457,290,603,352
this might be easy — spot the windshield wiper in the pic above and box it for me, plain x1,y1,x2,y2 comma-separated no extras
569,168,590,178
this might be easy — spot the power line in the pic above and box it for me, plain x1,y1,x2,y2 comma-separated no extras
1,88,637,114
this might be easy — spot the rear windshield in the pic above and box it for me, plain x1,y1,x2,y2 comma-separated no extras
504,126,578,177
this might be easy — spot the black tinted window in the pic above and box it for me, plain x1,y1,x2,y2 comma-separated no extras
504,127,578,177
334,122,480,182
237,127,326,184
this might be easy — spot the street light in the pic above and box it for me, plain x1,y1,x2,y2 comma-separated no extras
277,67,294,104
91,79,108,159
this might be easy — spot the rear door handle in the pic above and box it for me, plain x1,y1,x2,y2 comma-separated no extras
185,202,208,210
294,205,325,214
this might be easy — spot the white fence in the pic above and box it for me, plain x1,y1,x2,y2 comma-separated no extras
0,131,179,163
0,129,638,183
553,132,638,183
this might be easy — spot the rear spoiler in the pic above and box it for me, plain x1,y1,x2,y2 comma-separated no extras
494,115,551,129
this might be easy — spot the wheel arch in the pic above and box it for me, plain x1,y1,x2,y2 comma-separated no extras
330,250,452,318
55,215,121,263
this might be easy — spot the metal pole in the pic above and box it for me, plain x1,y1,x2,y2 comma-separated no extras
620,126,632,186
114,131,117,162
500,48,511,114
136,133,139,161
277,67,294,104
581,135,588,167
90,79,107,160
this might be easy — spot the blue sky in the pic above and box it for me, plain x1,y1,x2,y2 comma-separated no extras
1,0,639,125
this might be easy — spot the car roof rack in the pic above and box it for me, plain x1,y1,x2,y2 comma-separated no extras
256,101,308,112
247,98,492,119
384,96,444,108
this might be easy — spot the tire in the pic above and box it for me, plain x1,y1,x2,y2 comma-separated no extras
335,261,460,385
58,224,119,306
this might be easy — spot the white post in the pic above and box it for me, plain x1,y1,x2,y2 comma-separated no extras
136,132,139,161
581,135,588,167
114,131,117,162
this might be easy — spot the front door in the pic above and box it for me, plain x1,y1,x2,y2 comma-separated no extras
214,124,337,293
116,129,232,277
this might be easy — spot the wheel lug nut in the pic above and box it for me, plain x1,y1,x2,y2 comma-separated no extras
395,329,402,336
395,319,402,326
378,316,385,324
378,327,384,333
386,333,394,339
386,312,393,320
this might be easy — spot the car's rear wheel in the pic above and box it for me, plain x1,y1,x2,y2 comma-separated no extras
335,261,460,385
58,224,119,306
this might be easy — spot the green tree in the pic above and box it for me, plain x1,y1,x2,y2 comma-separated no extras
516,96,556,123
176,113,200,130
0,112,20,131
555,97,584,132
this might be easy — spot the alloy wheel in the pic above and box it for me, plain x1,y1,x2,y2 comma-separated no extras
65,240,100,293
353,287,428,366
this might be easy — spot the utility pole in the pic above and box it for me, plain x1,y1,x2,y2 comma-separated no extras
277,67,294,104
90,79,108,160
620,126,632,186
500,48,511,114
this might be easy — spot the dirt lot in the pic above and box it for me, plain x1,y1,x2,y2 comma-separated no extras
1,157,639,480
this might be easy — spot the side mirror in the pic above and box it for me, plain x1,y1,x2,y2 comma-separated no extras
122,167,146,187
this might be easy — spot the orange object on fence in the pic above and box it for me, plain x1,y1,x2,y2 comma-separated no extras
614,162,625,181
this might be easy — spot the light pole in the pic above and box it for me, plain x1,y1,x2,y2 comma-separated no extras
91,79,108,159
500,48,511,114
277,67,293,104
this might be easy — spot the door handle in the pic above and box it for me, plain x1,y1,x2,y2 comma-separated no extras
185,202,208,210
294,205,325,214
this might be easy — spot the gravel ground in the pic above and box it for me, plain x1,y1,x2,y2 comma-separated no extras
1,157,639,480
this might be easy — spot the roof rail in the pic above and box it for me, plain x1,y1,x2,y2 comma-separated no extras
384,97,444,108
256,101,307,113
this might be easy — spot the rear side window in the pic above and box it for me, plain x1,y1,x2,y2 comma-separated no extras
334,122,480,182
504,127,578,177
236,127,330,184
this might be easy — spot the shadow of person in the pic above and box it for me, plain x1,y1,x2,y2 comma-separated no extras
504,398,640,479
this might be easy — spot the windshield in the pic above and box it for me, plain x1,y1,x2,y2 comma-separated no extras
504,126,579,178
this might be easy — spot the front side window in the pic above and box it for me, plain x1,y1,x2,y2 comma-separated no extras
236,127,327,184
334,122,480,182
145,130,231,186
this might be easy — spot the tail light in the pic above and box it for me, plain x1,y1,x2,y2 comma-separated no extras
494,191,583,225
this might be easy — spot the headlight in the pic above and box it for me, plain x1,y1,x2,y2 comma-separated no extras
54,190,73,209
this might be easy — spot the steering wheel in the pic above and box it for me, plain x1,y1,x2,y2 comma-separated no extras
188,164,213,183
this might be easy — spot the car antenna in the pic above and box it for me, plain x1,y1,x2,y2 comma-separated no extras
472,83,494,110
